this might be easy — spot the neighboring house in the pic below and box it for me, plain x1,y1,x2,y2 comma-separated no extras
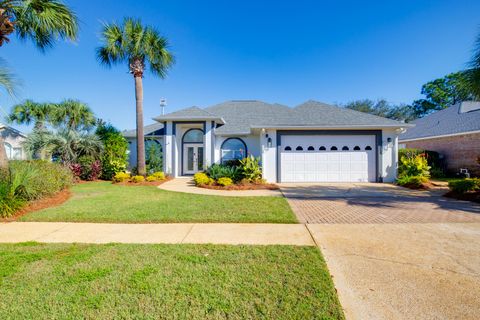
129,100,408,183
122,122,164,169
399,101,480,176
0,122,27,160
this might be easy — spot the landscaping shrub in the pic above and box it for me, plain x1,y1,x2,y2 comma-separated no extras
146,176,157,182
193,172,213,186
146,142,163,175
113,172,130,183
398,154,431,179
239,155,262,182
448,178,480,194
77,155,102,181
1,161,73,218
98,128,128,180
207,164,242,182
151,172,165,180
396,175,428,188
131,175,145,183
399,148,444,178
217,177,233,187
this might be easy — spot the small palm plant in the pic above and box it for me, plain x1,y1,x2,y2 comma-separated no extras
96,17,174,175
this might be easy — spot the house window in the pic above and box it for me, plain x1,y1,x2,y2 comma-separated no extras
331,146,338,151
3,142,12,159
307,146,315,151
365,146,372,151
12,148,22,160
342,146,349,151
296,146,303,151
354,146,361,151
221,138,247,163
182,128,203,143
319,146,326,151
284,146,292,151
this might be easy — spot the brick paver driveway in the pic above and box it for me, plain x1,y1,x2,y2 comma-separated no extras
280,183,480,223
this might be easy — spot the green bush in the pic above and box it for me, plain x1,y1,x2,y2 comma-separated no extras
448,179,480,194
398,154,431,179
113,172,130,183
396,175,428,188
146,142,163,175
131,175,145,183
206,164,242,182
239,155,262,182
99,129,128,180
399,148,444,178
9,161,73,201
217,177,233,187
193,172,213,186
1,161,73,218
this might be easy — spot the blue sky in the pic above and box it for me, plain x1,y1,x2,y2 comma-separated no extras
1,0,479,132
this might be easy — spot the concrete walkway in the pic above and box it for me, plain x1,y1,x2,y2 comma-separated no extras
158,178,282,197
0,222,314,246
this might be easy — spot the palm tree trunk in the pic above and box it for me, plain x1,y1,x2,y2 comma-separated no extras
0,135,8,170
134,75,146,176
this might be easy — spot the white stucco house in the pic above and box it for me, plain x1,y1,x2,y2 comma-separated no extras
0,122,27,160
125,100,412,183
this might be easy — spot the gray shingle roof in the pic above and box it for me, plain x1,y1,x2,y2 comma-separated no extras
153,106,224,122
150,100,408,136
122,122,164,138
400,102,480,141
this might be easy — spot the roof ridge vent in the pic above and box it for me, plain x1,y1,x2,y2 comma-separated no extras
458,101,480,114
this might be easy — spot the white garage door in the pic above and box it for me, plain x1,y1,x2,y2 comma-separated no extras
280,135,376,182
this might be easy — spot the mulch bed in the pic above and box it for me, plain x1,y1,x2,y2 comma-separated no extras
397,181,434,190
444,191,480,203
2,189,72,222
113,176,172,187
199,183,280,191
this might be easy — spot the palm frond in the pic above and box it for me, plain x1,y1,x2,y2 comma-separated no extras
12,0,78,51
0,57,17,96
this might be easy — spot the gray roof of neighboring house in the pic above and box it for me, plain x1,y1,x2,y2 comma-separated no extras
400,102,480,141
122,122,164,138
0,122,27,137
152,100,408,135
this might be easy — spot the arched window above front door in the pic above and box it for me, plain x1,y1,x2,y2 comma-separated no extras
182,129,203,143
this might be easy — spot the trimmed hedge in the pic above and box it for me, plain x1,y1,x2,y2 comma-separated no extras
448,178,480,194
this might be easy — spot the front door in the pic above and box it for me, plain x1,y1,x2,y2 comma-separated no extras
183,144,204,175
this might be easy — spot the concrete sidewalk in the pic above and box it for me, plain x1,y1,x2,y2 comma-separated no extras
0,222,314,246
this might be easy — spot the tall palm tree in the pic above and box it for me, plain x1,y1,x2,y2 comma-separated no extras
0,0,78,169
96,17,174,175
9,100,55,130
52,99,96,130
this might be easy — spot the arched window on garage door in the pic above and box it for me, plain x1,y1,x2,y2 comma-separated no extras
365,146,372,151
296,146,303,151
307,146,315,151
319,146,326,151
342,146,349,151
284,146,292,151
330,146,338,151
354,146,361,151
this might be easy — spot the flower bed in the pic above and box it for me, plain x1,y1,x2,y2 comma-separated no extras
112,171,170,186
193,156,275,190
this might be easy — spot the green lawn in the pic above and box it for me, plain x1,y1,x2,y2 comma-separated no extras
0,242,344,319
20,182,296,223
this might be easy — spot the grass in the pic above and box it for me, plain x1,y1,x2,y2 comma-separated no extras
0,242,344,319
19,181,296,223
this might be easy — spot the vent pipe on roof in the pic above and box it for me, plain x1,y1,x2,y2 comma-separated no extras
458,101,480,114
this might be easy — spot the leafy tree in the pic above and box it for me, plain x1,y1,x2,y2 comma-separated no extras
468,29,480,98
96,17,174,175
412,71,477,117
343,99,416,122
0,0,78,169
